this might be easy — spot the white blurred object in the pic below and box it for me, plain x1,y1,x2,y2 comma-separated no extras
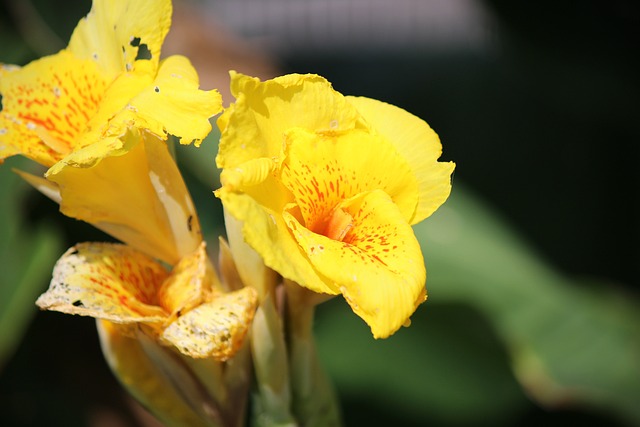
201,0,495,53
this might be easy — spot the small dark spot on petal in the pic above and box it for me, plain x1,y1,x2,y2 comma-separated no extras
135,43,152,60
72,300,84,307
130,36,141,47
187,215,193,231
154,86,160,93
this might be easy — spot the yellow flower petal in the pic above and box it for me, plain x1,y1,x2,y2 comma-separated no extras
285,190,426,338
68,0,172,79
217,186,336,296
216,72,364,170
157,243,212,320
162,287,259,360
220,211,278,298
0,53,110,166
220,157,276,190
97,320,209,427
117,55,222,146
281,127,419,226
13,169,61,204
36,243,169,323
347,96,455,224
47,131,201,264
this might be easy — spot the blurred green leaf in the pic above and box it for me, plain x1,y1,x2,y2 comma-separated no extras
313,184,639,426
315,298,528,426
0,158,63,368
416,184,640,424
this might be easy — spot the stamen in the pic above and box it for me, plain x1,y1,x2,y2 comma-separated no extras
323,207,354,242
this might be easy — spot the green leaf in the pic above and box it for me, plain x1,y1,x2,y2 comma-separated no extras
0,157,63,368
415,184,640,424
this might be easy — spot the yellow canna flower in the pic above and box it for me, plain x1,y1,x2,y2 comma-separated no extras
216,72,455,338
36,241,258,361
0,0,222,264
0,0,220,167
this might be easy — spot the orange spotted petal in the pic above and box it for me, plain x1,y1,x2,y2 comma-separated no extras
36,242,169,323
0,52,110,166
284,189,426,338
280,127,419,228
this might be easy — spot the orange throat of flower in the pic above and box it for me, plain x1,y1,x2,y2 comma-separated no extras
316,206,354,243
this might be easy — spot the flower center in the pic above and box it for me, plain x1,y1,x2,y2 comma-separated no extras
317,206,354,242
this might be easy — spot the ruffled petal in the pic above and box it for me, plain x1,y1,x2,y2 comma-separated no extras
347,96,455,224
117,55,222,145
216,72,364,170
285,190,426,338
36,243,169,323
162,287,259,360
68,0,172,79
0,53,110,166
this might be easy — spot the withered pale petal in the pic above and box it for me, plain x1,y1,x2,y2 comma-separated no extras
157,242,213,320
36,242,169,323
162,287,259,360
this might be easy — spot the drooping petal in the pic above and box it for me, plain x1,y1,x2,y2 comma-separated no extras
46,131,201,265
162,287,259,360
216,72,364,170
281,127,419,227
97,320,209,427
347,96,455,224
13,169,61,204
36,243,169,323
117,55,223,146
68,0,172,80
0,53,110,166
284,190,427,338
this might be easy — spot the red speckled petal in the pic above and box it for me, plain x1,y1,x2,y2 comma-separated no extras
0,52,109,166
284,189,426,339
36,242,169,323
280,127,419,229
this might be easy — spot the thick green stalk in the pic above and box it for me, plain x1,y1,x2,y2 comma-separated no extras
286,283,342,427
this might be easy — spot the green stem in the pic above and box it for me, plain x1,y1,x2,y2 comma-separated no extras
286,283,342,427
250,292,297,427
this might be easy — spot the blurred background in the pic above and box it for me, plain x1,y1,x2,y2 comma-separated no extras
1,0,638,426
